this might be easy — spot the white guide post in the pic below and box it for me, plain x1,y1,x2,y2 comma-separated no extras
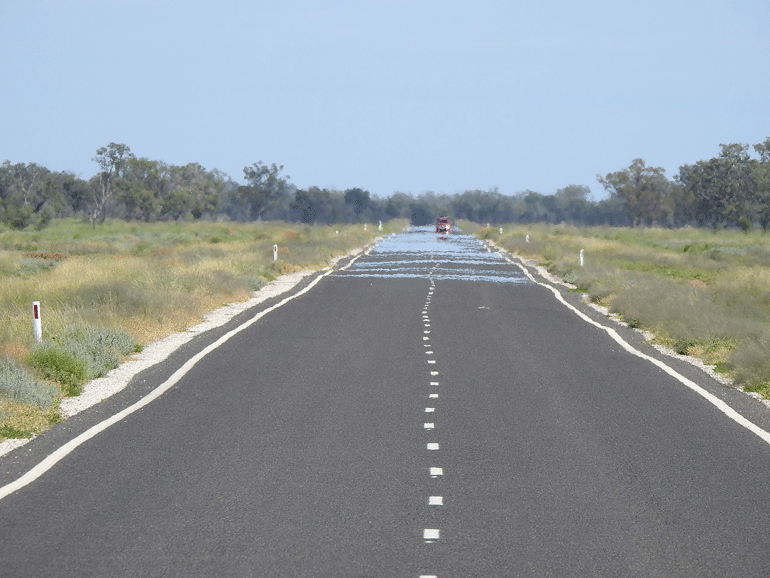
273,244,278,261
580,249,584,267
32,301,42,343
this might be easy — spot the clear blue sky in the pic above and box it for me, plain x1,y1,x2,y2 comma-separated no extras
2,0,768,200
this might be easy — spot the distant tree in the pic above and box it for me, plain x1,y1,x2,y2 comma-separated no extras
752,138,770,230
597,159,672,226
91,142,134,226
161,189,195,221
678,144,759,230
343,187,371,222
166,163,223,220
0,161,64,229
290,187,344,224
231,162,291,221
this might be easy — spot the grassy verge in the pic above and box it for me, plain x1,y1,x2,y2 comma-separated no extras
0,218,402,442
471,222,770,397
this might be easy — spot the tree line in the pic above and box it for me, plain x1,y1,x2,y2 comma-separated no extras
2,138,768,230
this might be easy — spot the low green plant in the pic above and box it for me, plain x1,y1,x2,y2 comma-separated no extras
743,383,770,399
27,344,89,397
27,326,140,397
0,424,33,439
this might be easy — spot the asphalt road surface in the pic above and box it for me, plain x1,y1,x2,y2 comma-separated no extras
3,227,770,577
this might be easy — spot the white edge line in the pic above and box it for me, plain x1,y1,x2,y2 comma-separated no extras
0,254,366,502
508,256,770,447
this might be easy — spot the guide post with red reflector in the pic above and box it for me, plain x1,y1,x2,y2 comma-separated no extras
32,301,42,342
273,244,278,261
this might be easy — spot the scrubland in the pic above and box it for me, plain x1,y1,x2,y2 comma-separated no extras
0,219,395,441
470,222,770,399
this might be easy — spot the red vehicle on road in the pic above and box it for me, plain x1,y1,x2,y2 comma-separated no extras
435,216,451,234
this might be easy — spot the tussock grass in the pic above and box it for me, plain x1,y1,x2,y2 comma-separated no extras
489,224,770,397
1,218,386,441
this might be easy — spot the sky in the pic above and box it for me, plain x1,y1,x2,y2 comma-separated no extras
2,0,768,200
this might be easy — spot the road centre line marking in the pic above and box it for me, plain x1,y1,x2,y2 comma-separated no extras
0,259,356,502
429,496,443,505
430,371,439,376
427,443,440,450
425,407,435,412
429,467,443,477
429,393,439,399
428,360,436,364
424,529,440,541
507,255,770,448
424,423,435,429
430,381,439,385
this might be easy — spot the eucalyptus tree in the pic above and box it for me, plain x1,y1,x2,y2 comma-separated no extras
678,144,759,230
597,159,672,226
91,142,134,226
231,162,292,221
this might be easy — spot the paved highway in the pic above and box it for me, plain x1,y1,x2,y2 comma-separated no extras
3,227,770,577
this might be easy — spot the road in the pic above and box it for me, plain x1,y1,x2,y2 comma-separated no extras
3,227,770,577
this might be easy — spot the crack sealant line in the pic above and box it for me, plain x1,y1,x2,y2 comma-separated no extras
507,254,770,447
0,253,365,502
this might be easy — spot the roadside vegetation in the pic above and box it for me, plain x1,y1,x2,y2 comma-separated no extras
0,219,397,442
473,223,770,399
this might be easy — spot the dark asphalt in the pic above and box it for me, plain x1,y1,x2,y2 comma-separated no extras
2,229,770,577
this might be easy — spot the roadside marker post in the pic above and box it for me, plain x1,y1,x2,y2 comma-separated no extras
580,249,584,267
32,301,42,343
273,244,278,261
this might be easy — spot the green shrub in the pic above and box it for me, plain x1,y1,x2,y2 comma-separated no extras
27,344,89,397
0,357,59,409
0,424,33,439
674,339,697,355
26,325,138,397
59,325,138,381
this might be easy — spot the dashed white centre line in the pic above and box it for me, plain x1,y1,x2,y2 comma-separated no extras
424,423,435,429
429,467,443,477
429,496,443,505
429,393,439,399
430,381,439,385
427,360,436,364
430,371,439,376
423,529,440,541
425,407,435,412
427,443,440,450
